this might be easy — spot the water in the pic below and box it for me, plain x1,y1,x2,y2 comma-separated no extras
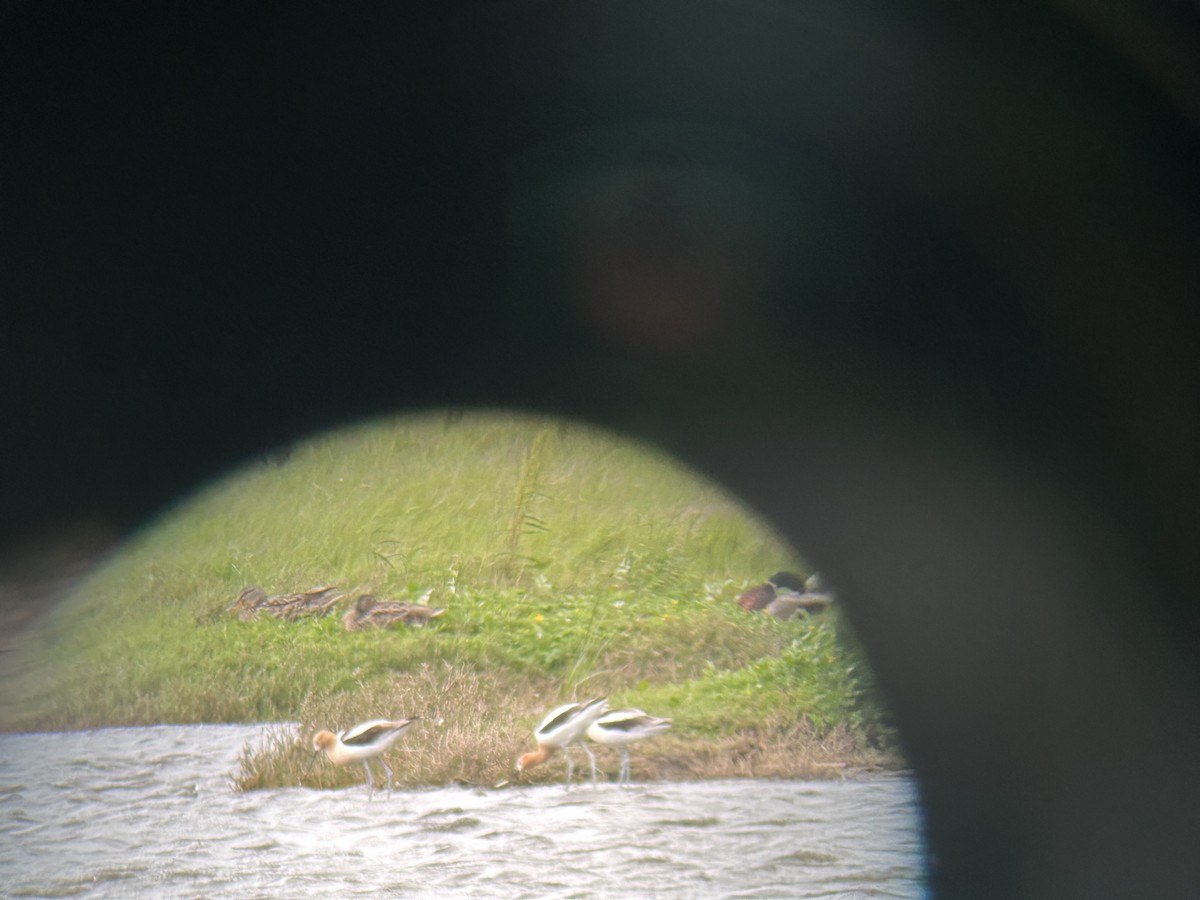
0,724,927,898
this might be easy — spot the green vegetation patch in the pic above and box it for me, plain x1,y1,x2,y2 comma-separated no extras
2,410,899,785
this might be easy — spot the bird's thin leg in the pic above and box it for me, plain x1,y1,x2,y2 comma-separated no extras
563,746,575,787
579,742,598,787
380,758,394,797
362,760,375,800
619,748,631,786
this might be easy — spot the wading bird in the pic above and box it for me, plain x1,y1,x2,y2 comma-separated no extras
585,708,672,785
310,717,418,799
515,697,608,786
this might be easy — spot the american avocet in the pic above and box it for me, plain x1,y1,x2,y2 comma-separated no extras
341,594,446,630
515,697,608,786
736,571,806,612
311,717,418,798
585,708,672,785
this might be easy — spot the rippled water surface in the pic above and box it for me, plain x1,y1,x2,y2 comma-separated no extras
0,724,926,897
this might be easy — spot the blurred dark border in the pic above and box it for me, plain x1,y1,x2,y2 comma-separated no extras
3,2,1198,896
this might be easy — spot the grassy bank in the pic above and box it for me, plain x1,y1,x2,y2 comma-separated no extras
1,411,899,788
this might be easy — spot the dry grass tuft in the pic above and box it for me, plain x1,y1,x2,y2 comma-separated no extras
235,667,897,792
632,721,886,782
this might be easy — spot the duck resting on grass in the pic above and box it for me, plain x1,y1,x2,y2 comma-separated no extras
227,585,345,621
736,571,806,612
341,594,446,630
310,717,419,799
765,588,835,620
227,585,269,620
515,697,609,786
765,571,837,619
585,708,672,785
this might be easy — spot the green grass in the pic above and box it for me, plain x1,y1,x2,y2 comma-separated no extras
1,410,899,786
